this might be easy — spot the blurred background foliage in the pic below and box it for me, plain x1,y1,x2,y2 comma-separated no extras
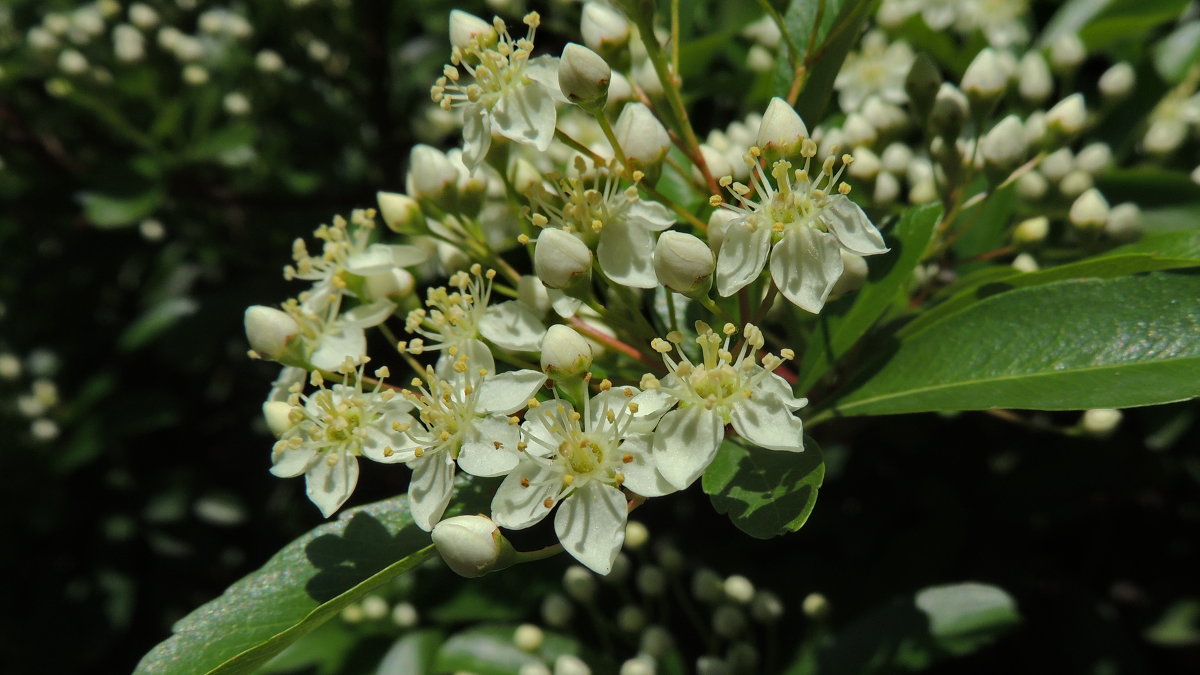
0,0,1197,673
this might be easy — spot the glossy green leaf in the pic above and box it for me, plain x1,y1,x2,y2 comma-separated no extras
798,203,942,390
702,438,824,539
1104,230,1200,259
1079,0,1190,49
80,189,164,229
118,297,200,352
833,273,1200,416
795,0,879,124
433,625,579,675
135,483,489,675
808,583,1020,673
773,0,844,98
897,251,1200,340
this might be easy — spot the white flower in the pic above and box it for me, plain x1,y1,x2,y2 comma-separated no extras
641,323,806,490
270,363,412,517
403,264,546,357
491,383,672,574
394,348,546,530
527,160,676,288
834,31,913,112
431,12,561,170
280,292,394,372
713,140,888,313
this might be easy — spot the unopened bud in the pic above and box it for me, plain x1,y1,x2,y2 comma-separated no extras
1040,147,1074,181
874,171,901,205
707,209,738,253
554,655,591,675
723,575,755,604
406,144,459,207
449,10,495,50
619,656,655,675
961,48,1008,110
1018,51,1053,102
637,565,666,597
756,97,808,158
244,306,299,359
802,592,830,619
930,83,969,140
541,593,573,627
905,53,943,120
514,624,544,652
633,58,665,97
712,605,747,638
847,147,881,179
617,605,647,633
831,250,869,295
534,229,592,289
509,158,544,195
541,324,594,377
559,43,610,113
1049,33,1086,71
981,114,1027,170
1081,408,1122,436
624,520,649,550
1011,252,1039,273
1013,216,1049,246
640,625,674,657
654,231,715,294
376,191,423,233
1075,142,1113,174
431,515,516,578
263,401,294,437
615,102,669,173
750,591,784,623
1046,93,1087,137
692,568,724,603
581,2,630,58
1105,202,1141,241
1059,169,1094,198
1016,170,1049,200
1099,62,1135,99
841,113,877,147
606,70,633,108
1068,188,1109,231
364,268,416,301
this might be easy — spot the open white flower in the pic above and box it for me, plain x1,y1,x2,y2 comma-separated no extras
282,293,396,372
393,348,546,531
642,322,807,490
834,31,913,113
526,158,675,288
713,140,888,313
491,383,672,574
269,362,412,517
402,264,546,358
431,12,562,170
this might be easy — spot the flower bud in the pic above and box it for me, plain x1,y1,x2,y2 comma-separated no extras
637,565,666,597
641,625,674,657
862,96,906,131
905,52,943,120
431,515,516,578
930,83,969,140
508,158,544,195
831,250,869,296
1016,170,1048,200
244,305,299,360
712,605,746,638
756,97,808,158
981,114,1027,170
376,191,423,233
1046,93,1087,137
1082,408,1122,436
614,102,669,172
880,143,913,173
961,48,1008,110
559,43,610,113
624,521,649,550
1105,202,1141,241
707,208,738,253
617,605,647,633
541,593,573,627
1011,252,1039,273
802,592,830,619
695,144,734,184
1075,142,1113,174
841,113,877,147
620,656,655,675
449,10,495,50
723,575,755,604
1049,33,1086,71
874,171,901,205
1018,51,1053,102
262,401,294,437
514,624,544,652
541,324,593,378
606,70,633,108
1099,62,1135,99
581,2,630,58
406,144,459,207
534,229,592,289
692,568,724,603
392,602,418,628
1059,169,1093,198
653,231,714,294
1069,188,1109,231
633,58,665,97
364,268,416,301
750,591,784,623
1013,216,1049,247
1040,147,1074,181
554,655,591,675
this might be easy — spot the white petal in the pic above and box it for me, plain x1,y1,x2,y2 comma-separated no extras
824,196,889,256
756,372,809,410
598,219,657,288
587,386,641,435
491,459,559,529
629,388,676,431
408,452,456,531
730,396,805,452
462,106,492,171
305,452,359,518
493,83,557,151
554,482,627,575
457,415,521,477
479,301,547,351
360,417,420,464
344,243,398,275
435,338,495,381
341,299,396,327
310,328,366,371
716,219,772,297
548,289,583,318
523,400,576,453
478,370,547,415
770,227,844,314
270,445,318,478
619,434,677,498
624,199,676,232
650,406,724,490
525,56,568,102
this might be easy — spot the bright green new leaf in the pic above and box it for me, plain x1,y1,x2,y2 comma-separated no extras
832,273,1200,416
80,189,164,229
703,438,824,539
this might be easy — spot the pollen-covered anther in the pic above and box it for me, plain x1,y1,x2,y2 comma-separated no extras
651,338,673,354
520,477,531,487
543,498,554,508
563,474,575,486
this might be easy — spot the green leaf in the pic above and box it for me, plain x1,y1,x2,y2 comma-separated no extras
809,583,1020,673
798,203,942,390
432,625,579,675
135,484,488,675
702,438,825,539
795,0,880,124
1078,0,1190,50
832,273,1200,416
1154,21,1200,84
773,0,844,98
897,251,1200,340
185,124,257,164
80,189,164,229
118,297,200,352
1104,230,1200,259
